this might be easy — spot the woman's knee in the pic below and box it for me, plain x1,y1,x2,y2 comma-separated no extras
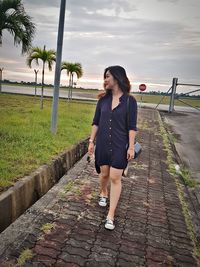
110,175,121,184
100,165,109,179
110,167,123,184
101,172,109,180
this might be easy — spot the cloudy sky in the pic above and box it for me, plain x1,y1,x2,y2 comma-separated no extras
1,0,200,93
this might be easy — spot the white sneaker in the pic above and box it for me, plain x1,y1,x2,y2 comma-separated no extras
105,218,115,230
98,196,108,207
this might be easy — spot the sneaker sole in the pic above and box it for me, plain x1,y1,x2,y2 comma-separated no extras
98,202,107,207
105,224,115,230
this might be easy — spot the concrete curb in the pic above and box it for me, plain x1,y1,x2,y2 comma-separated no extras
0,138,89,233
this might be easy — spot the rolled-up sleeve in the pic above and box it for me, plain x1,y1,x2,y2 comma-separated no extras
92,100,101,126
129,96,138,131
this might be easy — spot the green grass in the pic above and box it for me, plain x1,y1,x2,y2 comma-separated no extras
135,94,200,108
179,167,199,188
0,93,95,188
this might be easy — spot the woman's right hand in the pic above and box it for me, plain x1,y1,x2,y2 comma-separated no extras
88,143,94,155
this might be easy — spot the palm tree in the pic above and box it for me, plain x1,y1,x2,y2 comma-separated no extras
0,0,36,54
27,45,56,109
61,62,83,100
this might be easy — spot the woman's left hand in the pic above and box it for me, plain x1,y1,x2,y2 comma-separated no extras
127,148,135,161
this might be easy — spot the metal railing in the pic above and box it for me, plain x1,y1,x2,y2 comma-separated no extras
155,78,200,112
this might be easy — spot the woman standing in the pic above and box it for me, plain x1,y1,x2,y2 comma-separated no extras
88,65,137,230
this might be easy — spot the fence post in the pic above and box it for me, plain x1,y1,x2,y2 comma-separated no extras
169,77,178,112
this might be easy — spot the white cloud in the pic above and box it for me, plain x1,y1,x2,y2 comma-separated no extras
0,0,200,92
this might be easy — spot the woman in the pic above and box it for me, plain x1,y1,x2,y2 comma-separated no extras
88,65,137,230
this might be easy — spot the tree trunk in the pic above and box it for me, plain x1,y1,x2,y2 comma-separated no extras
68,74,71,87
68,73,71,101
71,73,74,100
35,75,37,97
0,68,3,93
34,70,38,97
41,61,45,109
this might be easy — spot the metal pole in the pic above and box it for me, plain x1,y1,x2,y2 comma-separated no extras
179,88,200,96
155,86,172,109
177,98,200,112
177,83,200,87
51,0,66,133
140,92,143,107
169,78,178,113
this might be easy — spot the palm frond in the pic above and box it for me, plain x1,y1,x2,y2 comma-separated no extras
61,61,83,88
27,46,56,71
1,0,23,14
0,0,36,53
61,61,70,75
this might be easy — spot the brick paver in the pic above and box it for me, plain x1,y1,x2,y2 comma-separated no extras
0,108,199,267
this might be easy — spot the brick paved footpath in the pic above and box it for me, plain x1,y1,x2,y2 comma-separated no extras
0,108,199,267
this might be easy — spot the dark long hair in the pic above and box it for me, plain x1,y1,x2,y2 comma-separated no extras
98,65,131,99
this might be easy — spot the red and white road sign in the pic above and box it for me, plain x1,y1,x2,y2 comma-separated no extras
139,84,146,92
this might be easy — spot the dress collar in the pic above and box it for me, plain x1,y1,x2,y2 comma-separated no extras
109,92,128,102
119,93,128,102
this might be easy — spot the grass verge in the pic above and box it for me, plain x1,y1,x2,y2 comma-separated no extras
0,93,95,188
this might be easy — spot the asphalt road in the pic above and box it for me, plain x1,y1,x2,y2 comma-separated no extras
1,84,200,113
1,84,96,101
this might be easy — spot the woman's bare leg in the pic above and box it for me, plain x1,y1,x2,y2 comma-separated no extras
107,167,123,220
99,165,110,197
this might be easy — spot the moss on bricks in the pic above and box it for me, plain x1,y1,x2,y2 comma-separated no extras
17,248,34,266
131,162,147,170
40,223,55,234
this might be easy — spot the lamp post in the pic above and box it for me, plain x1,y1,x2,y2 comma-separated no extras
34,69,39,97
51,0,66,133
0,68,4,93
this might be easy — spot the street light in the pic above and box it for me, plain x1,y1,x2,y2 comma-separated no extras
34,69,39,97
51,0,66,134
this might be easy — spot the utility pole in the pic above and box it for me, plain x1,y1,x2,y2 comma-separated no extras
34,69,39,97
0,68,4,93
51,0,66,133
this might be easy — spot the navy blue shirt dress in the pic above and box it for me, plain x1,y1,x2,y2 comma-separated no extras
92,92,137,170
